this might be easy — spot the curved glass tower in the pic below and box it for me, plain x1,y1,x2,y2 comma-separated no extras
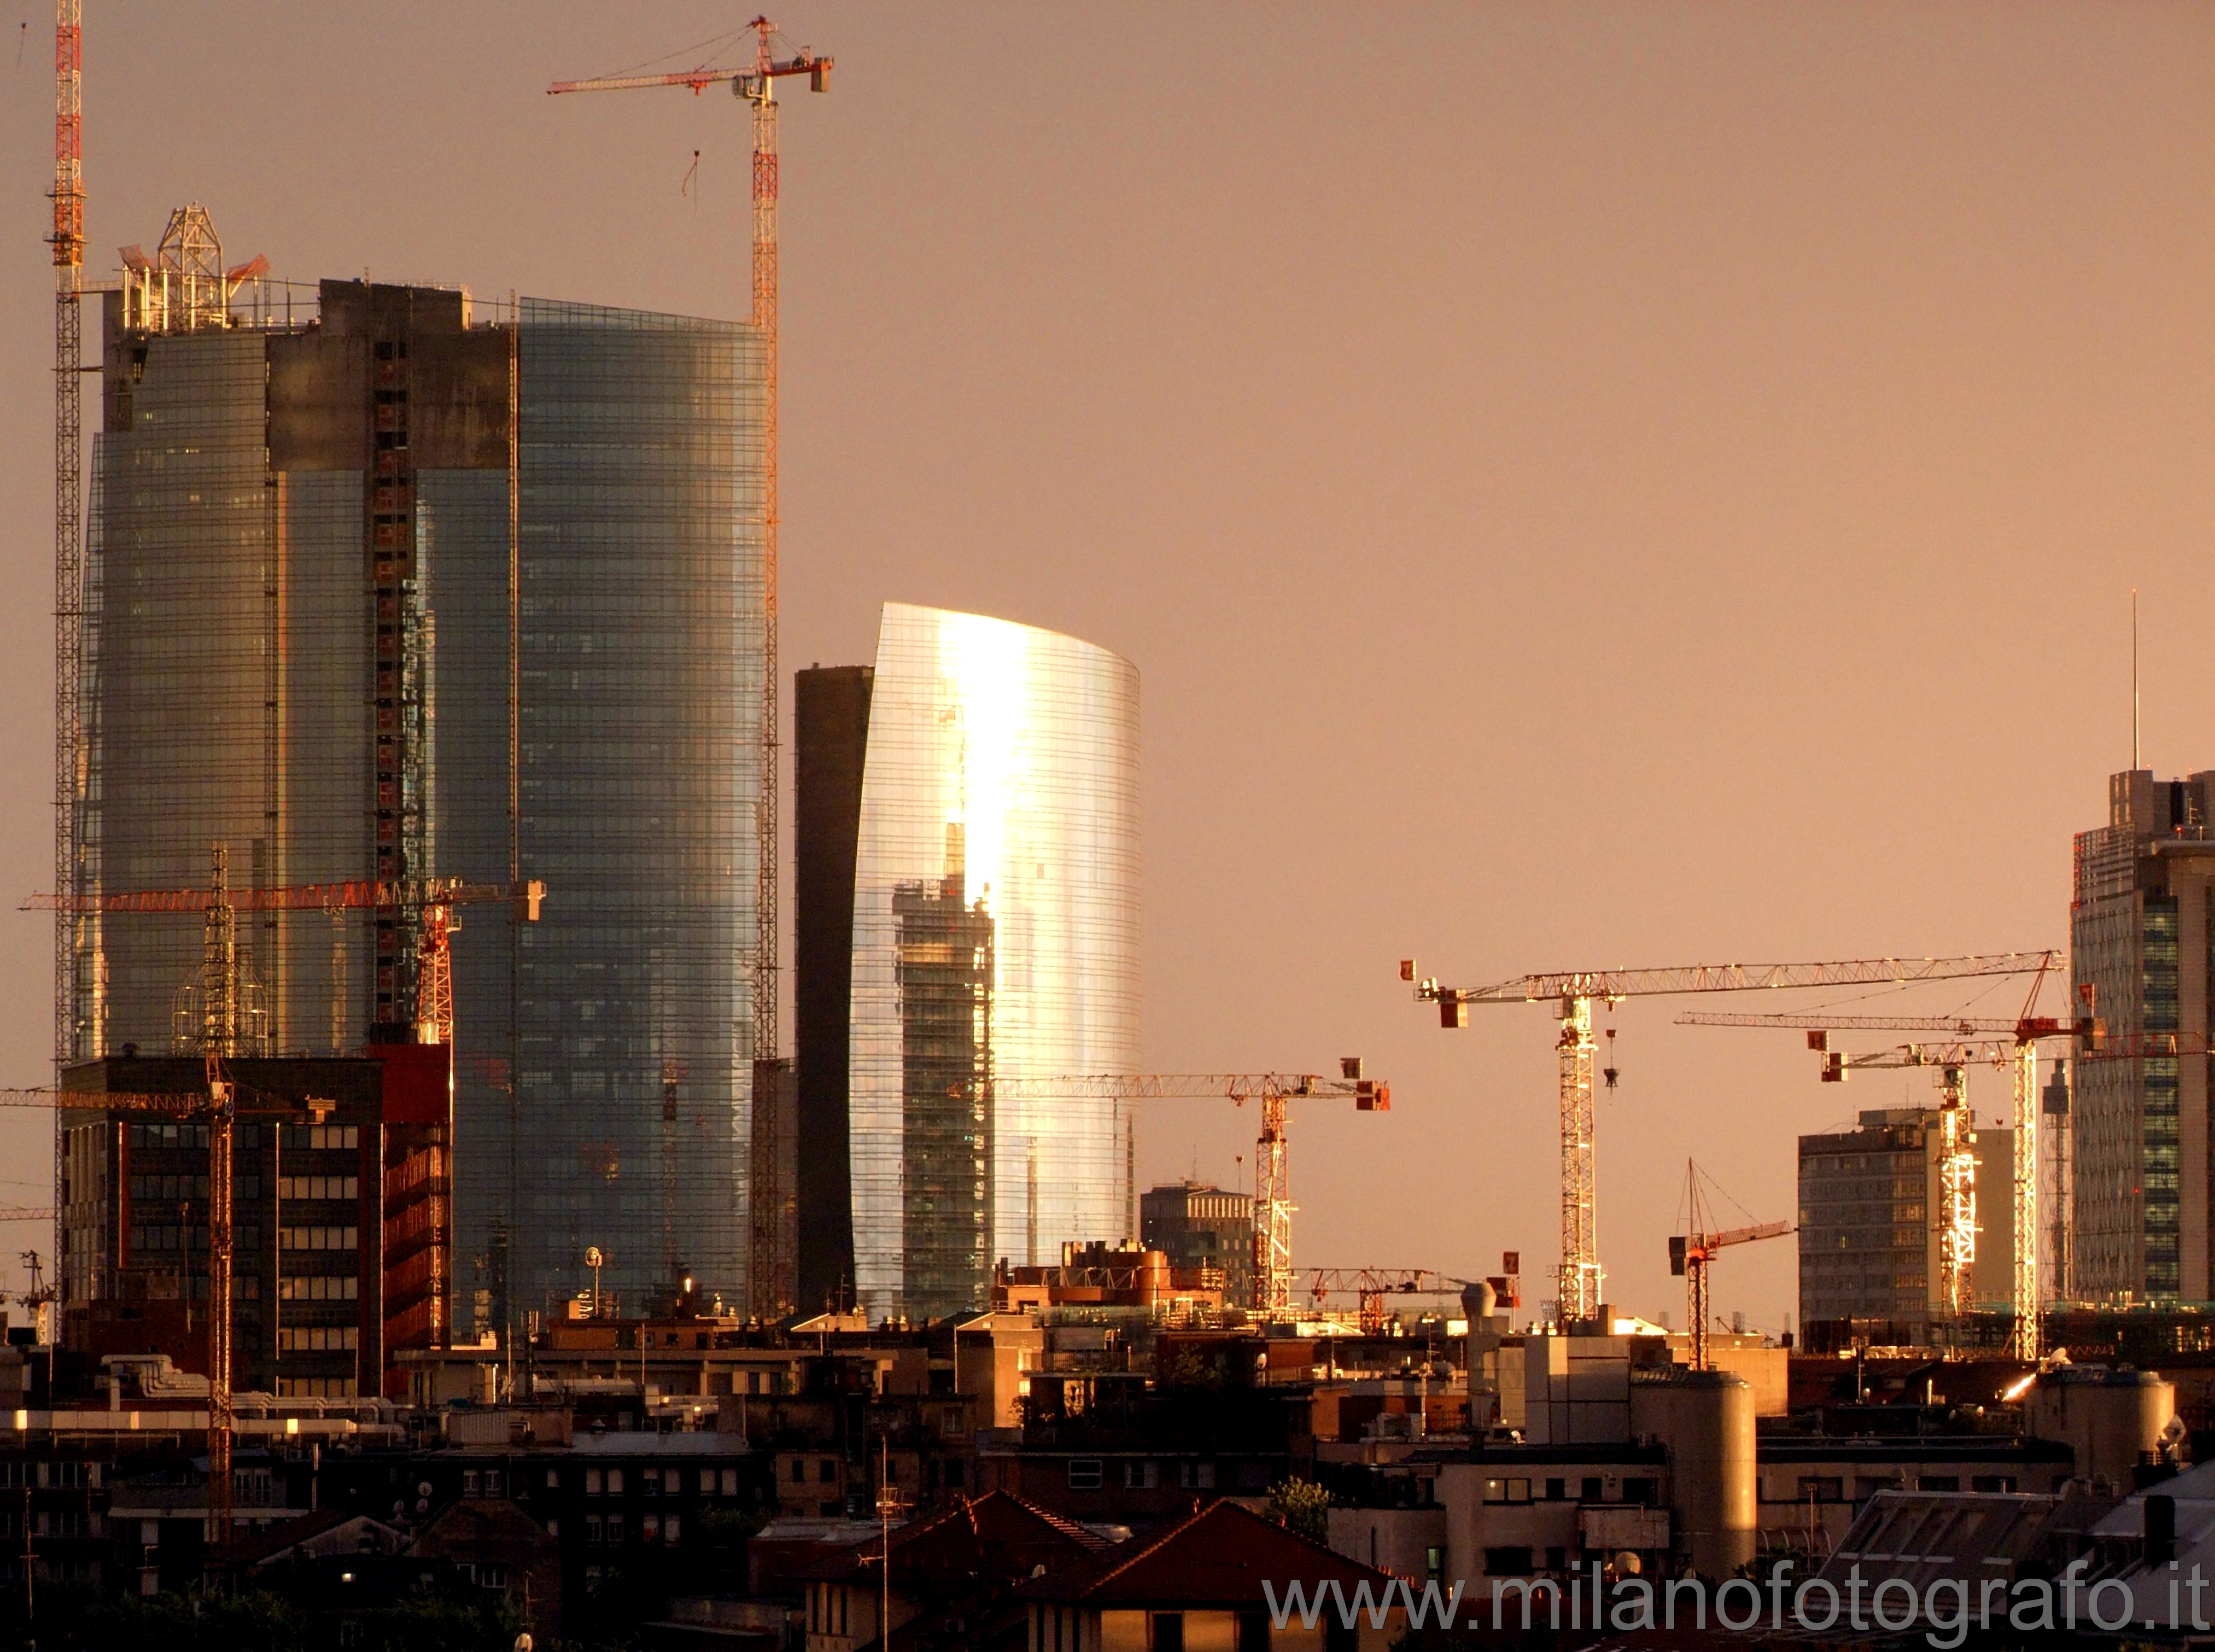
848,603,1139,1321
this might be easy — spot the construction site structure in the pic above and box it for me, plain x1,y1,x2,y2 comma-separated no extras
550,18,832,1320
1668,1161,1789,1371
30,865,545,1049
1401,950,2058,1326
1302,1268,1470,1335
977,1067,1389,1320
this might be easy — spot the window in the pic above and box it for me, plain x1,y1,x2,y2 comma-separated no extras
1324,1619,1357,1652
585,1515,603,1545
664,1513,680,1543
945,1459,966,1489
606,1514,624,1544
1124,1460,1158,1489
1544,1477,1566,1501
1481,1478,1532,1504
1581,1478,1603,1502
1425,1545,1443,1581
1067,1459,1103,1491
642,1468,659,1497
642,1514,661,1542
790,1458,805,1483
1971,1475,2017,1494
1918,1476,1960,1492
817,1460,837,1485
607,1469,624,1496
1483,1546,1535,1575
1151,1612,1184,1652
486,1470,502,1497
586,1470,603,1497
1622,1478,1657,1504
281,1125,360,1152
1797,1477,1844,1503
546,1469,560,1490
1545,1545,1568,1572
721,1469,739,1497
464,1470,481,1496
1178,1461,1214,1490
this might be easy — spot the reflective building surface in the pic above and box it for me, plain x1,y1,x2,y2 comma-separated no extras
848,603,1140,1321
79,270,763,1327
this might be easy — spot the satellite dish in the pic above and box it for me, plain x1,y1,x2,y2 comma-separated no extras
2163,1415,2189,1446
586,1246,604,1269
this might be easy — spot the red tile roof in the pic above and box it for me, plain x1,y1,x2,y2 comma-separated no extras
1018,1499,1394,1608
794,1490,1107,1587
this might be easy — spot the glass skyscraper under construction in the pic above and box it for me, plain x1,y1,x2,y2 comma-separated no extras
73,248,764,1329
842,603,1141,1322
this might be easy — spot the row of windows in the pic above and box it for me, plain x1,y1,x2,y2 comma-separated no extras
279,1225,359,1252
1064,1460,1209,1491
278,1275,359,1300
276,1176,358,1201
1482,1476,1659,1505
130,1176,208,1201
0,1462,100,1488
579,1511,678,1546
282,1125,360,1152
581,1466,730,1497
276,1326,357,1352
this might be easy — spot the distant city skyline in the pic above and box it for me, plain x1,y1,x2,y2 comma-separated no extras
0,5,2209,1329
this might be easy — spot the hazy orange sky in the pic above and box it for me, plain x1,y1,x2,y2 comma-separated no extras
0,3,2208,1328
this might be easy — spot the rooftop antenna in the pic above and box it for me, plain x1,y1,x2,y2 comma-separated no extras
2132,587,2141,770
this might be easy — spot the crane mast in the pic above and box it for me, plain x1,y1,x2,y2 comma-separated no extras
549,16,831,1318
50,0,84,1305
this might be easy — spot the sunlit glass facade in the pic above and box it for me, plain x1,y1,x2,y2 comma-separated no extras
848,603,1139,1321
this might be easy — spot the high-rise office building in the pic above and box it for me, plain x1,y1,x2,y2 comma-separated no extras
794,664,873,1312
1797,1107,2015,1328
72,233,765,1326
800,604,1139,1323
2071,769,2215,1304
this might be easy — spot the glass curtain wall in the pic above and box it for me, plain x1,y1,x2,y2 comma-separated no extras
87,323,285,1056
446,298,764,1322
848,603,1139,1321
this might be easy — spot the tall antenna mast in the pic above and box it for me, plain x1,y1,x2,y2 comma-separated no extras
2132,586,2141,770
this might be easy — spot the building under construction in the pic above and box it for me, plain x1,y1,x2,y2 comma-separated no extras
62,209,768,1326
797,606,1141,1323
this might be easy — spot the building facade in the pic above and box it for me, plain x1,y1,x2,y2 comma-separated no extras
2072,769,2215,1304
844,604,1140,1322
59,1047,451,1398
1797,1106,2014,1329
1139,1182,1253,1310
74,229,765,1328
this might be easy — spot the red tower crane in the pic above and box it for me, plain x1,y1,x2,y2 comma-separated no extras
1668,1161,1790,1371
27,862,545,1047
550,17,832,1317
